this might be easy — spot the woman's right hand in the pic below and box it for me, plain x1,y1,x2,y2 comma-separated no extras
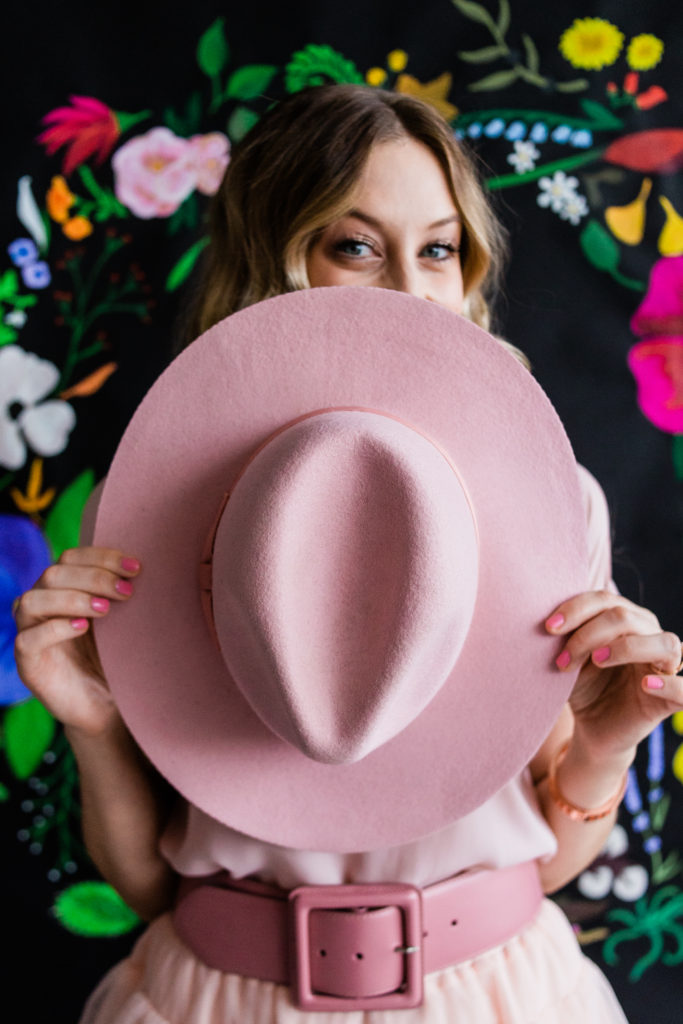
14,547,140,736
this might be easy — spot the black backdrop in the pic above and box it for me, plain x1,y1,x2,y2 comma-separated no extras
2,2,682,1021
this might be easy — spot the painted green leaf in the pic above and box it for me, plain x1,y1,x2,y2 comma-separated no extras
0,781,9,801
54,882,140,937
227,106,260,142
556,79,589,94
521,34,540,73
226,65,277,101
285,45,363,93
468,69,519,91
163,106,183,135
4,699,55,779
12,292,38,311
580,219,620,273
44,469,96,561
457,45,507,63
166,237,209,292
197,17,229,78
451,0,498,33
579,99,623,130
496,0,511,36
0,269,19,302
673,435,683,482
0,323,18,346
185,92,203,134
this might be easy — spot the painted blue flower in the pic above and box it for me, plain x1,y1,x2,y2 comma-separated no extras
21,261,51,290
465,122,482,138
0,515,51,704
8,238,38,268
529,122,548,144
483,118,505,138
570,129,593,148
551,124,572,144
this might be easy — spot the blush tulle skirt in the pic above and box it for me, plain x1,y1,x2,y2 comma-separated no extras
79,898,628,1024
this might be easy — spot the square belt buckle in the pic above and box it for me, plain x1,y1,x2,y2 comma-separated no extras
289,882,423,1012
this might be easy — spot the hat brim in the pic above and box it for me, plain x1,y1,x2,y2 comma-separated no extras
95,287,587,852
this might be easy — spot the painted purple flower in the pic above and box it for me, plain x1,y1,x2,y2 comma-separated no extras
8,238,38,267
21,261,51,290
628,256,683,434
1,515,51,704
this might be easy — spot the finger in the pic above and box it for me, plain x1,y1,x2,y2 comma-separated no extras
14,615,92,670
546,590,659,636
59,547,141,576
14,587,112,628
16,565,135,628
552,603,661,671
587,631,682,676
642,672,683,706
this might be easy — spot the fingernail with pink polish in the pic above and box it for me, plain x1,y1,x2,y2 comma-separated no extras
645,675,664,690
546,613,565,630
556,650,571,670
71,618,88,630
121,557,141,573
91,597,110,613
115,579,134,596
593,646,611,664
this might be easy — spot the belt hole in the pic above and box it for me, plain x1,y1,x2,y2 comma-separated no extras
450,919,458,927
355,952,364,960
319,949,327,957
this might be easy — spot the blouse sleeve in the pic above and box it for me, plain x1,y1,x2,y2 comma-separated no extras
576,464,617,594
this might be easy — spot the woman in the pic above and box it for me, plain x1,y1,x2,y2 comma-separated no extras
14,85,683,1022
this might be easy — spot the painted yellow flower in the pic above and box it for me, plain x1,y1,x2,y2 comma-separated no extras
627,33,664,71
46,175,75,223
559,17,624,70
366,67,387,87
387,49,408,73
395,73,458,122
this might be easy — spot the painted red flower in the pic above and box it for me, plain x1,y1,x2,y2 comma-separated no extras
628,257,683,433
37,96,149,177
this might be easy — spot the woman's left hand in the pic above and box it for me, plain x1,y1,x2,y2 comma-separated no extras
546,590,682,760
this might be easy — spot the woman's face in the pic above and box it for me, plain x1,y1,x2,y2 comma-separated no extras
306,137,464,313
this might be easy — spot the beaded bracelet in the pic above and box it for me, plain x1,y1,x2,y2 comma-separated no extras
547,741,628,823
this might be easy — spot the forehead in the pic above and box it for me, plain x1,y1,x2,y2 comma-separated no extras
350,138,458,217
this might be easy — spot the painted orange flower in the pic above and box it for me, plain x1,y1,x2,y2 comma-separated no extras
46,176,75,224
63,216,93,241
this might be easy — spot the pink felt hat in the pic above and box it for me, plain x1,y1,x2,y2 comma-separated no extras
94,287,588,852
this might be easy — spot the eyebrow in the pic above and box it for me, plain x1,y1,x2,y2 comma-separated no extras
345,209,461,231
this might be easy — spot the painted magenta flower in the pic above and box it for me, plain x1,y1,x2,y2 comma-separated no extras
627,34,664,71
628,256,683,434
0,515,51,705
188,133,230,195
38,96,121,177
0,347,76,470
112,127,198,218
559,18,624,70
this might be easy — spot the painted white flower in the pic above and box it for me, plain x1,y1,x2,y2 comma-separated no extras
559,191,589,225
506,140,540,174
4,310,27,329
537,170,580,213
576,824,649,903
0,346,76,470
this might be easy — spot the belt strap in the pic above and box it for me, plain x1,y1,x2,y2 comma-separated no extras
173,860,543,1012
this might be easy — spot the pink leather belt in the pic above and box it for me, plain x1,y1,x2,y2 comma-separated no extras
172,860,543,1012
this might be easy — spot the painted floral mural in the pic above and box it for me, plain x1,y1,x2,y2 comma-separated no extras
2,2,681,1013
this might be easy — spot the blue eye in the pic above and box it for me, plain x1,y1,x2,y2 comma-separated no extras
422,242,459,260
334,238,374,258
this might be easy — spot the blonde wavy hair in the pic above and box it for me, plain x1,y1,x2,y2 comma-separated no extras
187,84,508,342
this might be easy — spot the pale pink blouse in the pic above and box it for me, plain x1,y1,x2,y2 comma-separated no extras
159,466,614,890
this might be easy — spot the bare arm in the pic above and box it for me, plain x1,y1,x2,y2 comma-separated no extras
531,591,681,894
14,547,176,920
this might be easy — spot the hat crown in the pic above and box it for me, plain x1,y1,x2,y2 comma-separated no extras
212,409,479,764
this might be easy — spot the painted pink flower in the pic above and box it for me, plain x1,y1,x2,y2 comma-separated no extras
112,128,198,218
188,133,230,195
628,256,683,433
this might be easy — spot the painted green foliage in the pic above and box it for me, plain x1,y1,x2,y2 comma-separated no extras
3,699,55,779
54,881,140,937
